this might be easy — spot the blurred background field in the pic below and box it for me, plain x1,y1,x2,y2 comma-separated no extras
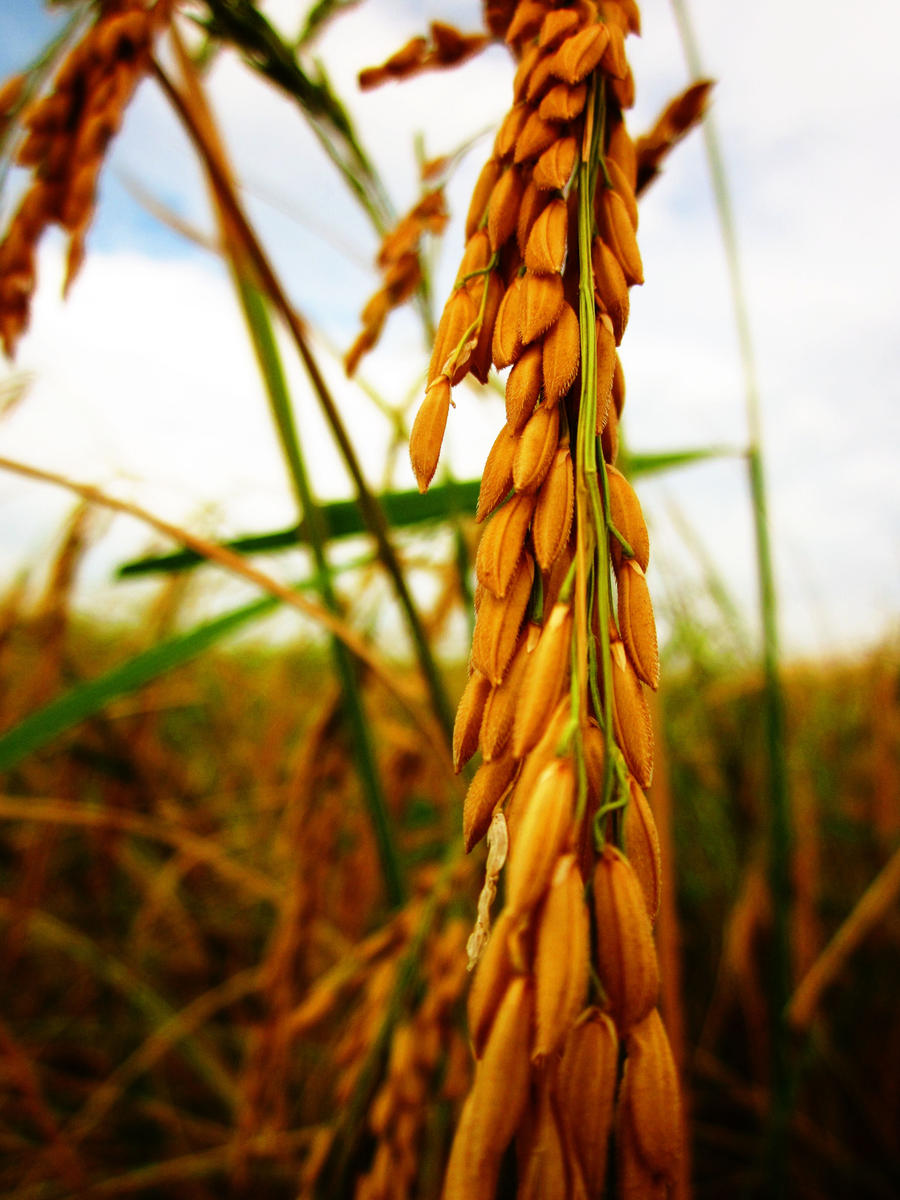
1,528,898,1197
1,1,899,1198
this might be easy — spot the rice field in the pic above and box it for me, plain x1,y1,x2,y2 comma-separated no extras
1,3,898,1198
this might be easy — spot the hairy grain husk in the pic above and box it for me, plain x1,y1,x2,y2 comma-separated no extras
477,421,520,522
512,601,572,757
463,748,518,852
467,907,518,1058
533,853,589,1059
607,464,650,571
533,445,574,570
476,491,537,598
541,300,581,405
512,402,560,493
466,977,534,1165
471,552,535,684
617,558,660,690
610,640,654,787
620,1007,683,1180
505,342,543,432
410,375,452,493
480,623,539,759
506,757,575,915
556,1010,619,1197
523,196,568,274
453,667,492,772
624,777,662,924
593,845,659,1031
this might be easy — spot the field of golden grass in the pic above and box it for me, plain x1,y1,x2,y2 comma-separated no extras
0,530,897,1197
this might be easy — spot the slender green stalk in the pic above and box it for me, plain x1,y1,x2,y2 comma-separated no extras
235,277,406,908
199,0,392,235
117,480,481,577
154,60,456,747
669,2,793,1190
575,82,615,823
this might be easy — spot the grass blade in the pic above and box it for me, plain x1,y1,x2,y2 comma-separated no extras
0,549,372,776
115,448,736,582
624,445,742,477
0,595,278,771
116,479,481,577
0,454,444,754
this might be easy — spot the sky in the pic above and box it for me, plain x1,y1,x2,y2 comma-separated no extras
0,0,898,660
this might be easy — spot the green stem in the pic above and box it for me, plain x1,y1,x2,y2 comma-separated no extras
199,0,392,235
669,1,793,1190
235,277,406,907
576,86,615,818
287,320,457,744
155,61,456,749
197,0,438,352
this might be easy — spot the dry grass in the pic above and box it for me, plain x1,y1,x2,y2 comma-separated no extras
0,542,895,1198
0,541,476,1198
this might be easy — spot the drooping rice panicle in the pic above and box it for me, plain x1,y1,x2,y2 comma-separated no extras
407,3,684,1195
0,0,171,358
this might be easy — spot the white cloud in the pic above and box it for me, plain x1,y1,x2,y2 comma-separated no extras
1,0,898,656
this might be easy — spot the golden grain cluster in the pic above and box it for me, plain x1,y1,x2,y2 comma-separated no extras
409,1,683,1195
358,22,490,92
0,0,171,357
346,187,449,377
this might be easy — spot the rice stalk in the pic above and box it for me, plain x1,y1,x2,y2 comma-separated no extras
404,2,696,1193
668,2,793,1189
0,453,443,751
169,34,406,906
153,55,457,744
